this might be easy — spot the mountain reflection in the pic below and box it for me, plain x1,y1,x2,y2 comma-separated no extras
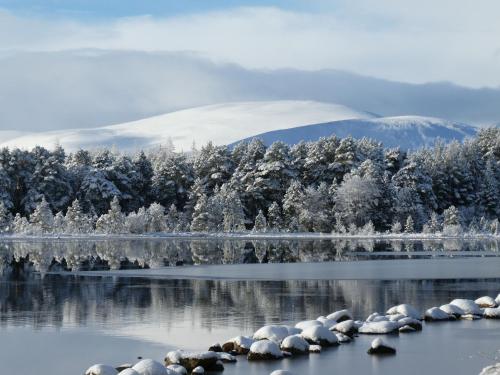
0,238,498,274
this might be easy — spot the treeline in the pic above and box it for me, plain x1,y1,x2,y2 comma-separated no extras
0,128,498,235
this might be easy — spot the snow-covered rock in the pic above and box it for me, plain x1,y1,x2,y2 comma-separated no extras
216,352,236,363
358,321,400,334
253,325,290,343
326,309,352,322
300,326,339,346
440,303,465,318
496,294,500,305
316,316,337,329
399,325,416,333
165,365,187,375
475,296,497,308
484,307,500,319
247,340,284,360
164,351,219,372
479,363,500,375
397,317,422,331
117,364,134,372
335,332,352,343
366,312,389,322
132,360,168,375
460,314,482,320
222,336,254,354
309,345,321,353
386,304,422,320
280,335,310,354
332,320,357,336
270,370,294,375
118,370,140,375
449,299,482,315
387,313,406,321
192,367,204,375
295,320,323,330
208,343,223,352
285,326,302,336
85,364,118,375
425,307,452,321
367,338,396,355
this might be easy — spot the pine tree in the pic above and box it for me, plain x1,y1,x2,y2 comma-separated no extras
165,204,178,232
253,210,267,232
190,194,213,232
222,191,246,232
147,203,167,232
391,221,402,234
13,213,29,234
0,201,13,233
267,201,283,231
404,215,414,233
65,199,93,234
29,197,54,234
95,196,126,234
443,205,462,236
282,181,305,229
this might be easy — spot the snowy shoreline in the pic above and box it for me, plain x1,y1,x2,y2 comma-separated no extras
0,231,499,241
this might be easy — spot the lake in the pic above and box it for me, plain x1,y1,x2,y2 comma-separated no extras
0,238,499,375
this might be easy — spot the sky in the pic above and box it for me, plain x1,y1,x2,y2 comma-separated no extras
0,0,499,132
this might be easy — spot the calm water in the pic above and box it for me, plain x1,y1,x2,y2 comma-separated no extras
0,239,499,375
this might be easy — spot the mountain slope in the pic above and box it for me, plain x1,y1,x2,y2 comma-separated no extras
233,116,478,149
0,100,374,152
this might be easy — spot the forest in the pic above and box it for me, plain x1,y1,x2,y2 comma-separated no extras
0,128,498,235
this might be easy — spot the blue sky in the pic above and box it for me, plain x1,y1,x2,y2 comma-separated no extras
0,0,327,18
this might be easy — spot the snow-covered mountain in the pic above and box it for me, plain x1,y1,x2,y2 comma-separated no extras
233,116,479,149
0,100,374,152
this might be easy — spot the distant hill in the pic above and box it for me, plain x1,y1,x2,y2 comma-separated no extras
233,116,479,149
0,100,374,152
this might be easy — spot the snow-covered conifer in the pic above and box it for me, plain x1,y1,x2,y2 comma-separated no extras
404,215,414,233
253,210,267,232
29,197,54,234
95,196,127,234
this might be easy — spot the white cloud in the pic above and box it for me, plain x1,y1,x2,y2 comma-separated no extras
1,4,500,88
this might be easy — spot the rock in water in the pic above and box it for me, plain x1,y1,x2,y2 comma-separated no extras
367,338,396,355
295,320,323,330
222,336,254,354
332,320,357,336
326,309,353,322
166,365,187,375
449,299,482,315
475,296,497,308
247,340,284,360
132,359,168,375
300,326,339,346
85,365,118,375
479,363,500,375
253,325,290,343
308,345,321,353
484,307,500,319
440,304,465,318
192,367,204,374
386,304,422,320
358,321,400,334
270,371,294,375
208,343,223,352
164,351,220,372
280,335,310,354
118,370,140,375
425,307,451,321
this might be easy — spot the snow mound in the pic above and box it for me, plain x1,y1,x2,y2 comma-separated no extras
280,334,310,353
484,307,500,319
475,296,497,308
440,304,465,317
386,304,422,320
254,325,290,343
449,299,482,315
132,360,168,375
479,363,500,375
316,316,336,329
118,370,140,375
326,309,353,322
85,364,118,375
294,320,323,330
332,320,357,335
1,100,373,152
248,340,283,360
425,307,451,321
366,313,389,322
300,326,338,346
358,321,400,334
367,338,396,355
165,365,187,375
